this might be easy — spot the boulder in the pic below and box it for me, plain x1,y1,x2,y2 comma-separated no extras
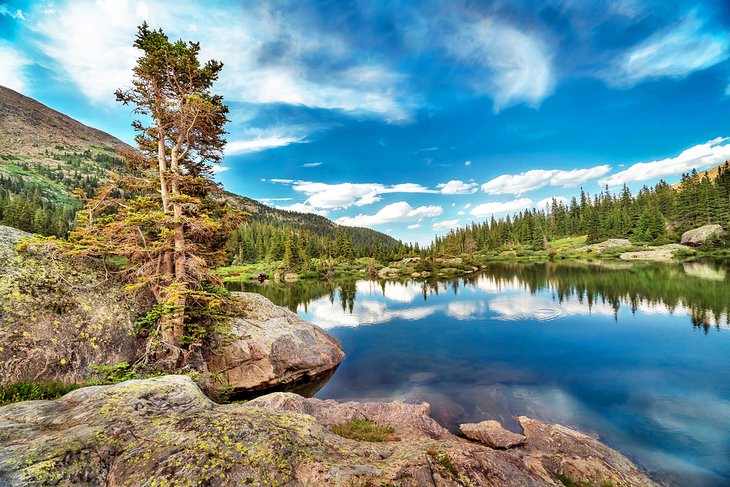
680,224,726,246
619,243,691,262
579,239,632,252
0,226,146,387
377,266,398,278
460,420,526,449
203,292,344,394
0,376,659,486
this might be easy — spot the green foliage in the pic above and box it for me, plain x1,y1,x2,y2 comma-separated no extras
0,381,80,405
88,362,140,384
330,418,396,442
431,165,730,255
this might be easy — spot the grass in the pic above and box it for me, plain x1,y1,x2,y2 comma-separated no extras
550,235,588,249
0,381,80,406
330,418,397,442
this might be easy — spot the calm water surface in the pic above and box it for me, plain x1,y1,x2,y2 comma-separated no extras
229,261,730,486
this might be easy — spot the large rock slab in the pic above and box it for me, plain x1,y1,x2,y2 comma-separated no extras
0,376,659,486
0,226,145,386
203,292,344,394
681,224,726,246
619,243,691,262
460,420,526,449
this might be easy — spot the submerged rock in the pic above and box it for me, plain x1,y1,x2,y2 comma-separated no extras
460,420,526,449
680,224,726,246
203,292,344,395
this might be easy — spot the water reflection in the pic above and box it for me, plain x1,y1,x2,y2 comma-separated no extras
230,260,730,486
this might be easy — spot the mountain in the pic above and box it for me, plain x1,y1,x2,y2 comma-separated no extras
0,85,399,249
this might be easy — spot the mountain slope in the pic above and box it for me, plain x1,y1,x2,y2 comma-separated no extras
0,85,399,248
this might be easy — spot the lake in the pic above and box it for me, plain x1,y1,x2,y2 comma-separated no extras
227,260,730,486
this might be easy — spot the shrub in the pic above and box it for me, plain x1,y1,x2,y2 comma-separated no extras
330,418,397,442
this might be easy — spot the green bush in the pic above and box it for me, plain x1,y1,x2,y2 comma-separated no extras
0,381,80,406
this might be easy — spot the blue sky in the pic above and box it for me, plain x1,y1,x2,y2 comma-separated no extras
3,0,730,244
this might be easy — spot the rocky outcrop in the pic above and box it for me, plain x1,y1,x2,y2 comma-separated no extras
0,226,145,386
204,293,344,395
0,376,659,486
680,224,726,246
619,243,691,262
579,239,632,251
460,420,526,449
0,228,344,398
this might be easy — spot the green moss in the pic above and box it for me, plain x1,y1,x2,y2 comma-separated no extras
330,418,396,442
0,381,80,405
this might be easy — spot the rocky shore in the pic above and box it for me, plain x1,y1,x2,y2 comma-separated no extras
0,375,658,486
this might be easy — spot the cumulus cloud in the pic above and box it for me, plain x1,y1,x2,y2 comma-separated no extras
610,15,730,86
210,165,229,174
407,223,421,229
274,180,435,210
336,202,442,227
0,43,30,92
481,165,611,195
274,202,328,216
599,137,730,186
470,198,533,218
536,196,568,209
432,219,460,231
27,0,415,120
437,180,478,194
445,17,554,111
464,160,472,166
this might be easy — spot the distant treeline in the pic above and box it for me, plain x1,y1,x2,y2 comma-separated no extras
432,164,730,255
227,222,415,269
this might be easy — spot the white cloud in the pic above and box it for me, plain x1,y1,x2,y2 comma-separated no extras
277,180,435,210
470,198,533,218
211,165,229,174
28,1,416,120
274,202,328,216
302,162,322,168
336,201,443,227
447,300,487,320
481,165,611,195
464,203,471,209
225,136,304,155
437,180,478,195
407,223,421,229
610,15,730,86
457,211,465,215
536,196,568,209
464,160,472,166
445,18,554,111
599,137,730,186
0,5,25,19
0,43,30,92
432,219,460,231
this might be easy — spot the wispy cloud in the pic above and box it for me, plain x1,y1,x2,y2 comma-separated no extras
336,202,442,227
536,196,568,209
437,180,478,194
0,43,30,92
599,137,730,186
470,198,533,218
481,165,611,195
0,4,25,19
274,202,328,216
226,135,305,155
444,17,554,112
407,223,421,229
609,14,730,87
27,0,416,120
301,162,323,168
432,219,460,231
274,180,436,210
